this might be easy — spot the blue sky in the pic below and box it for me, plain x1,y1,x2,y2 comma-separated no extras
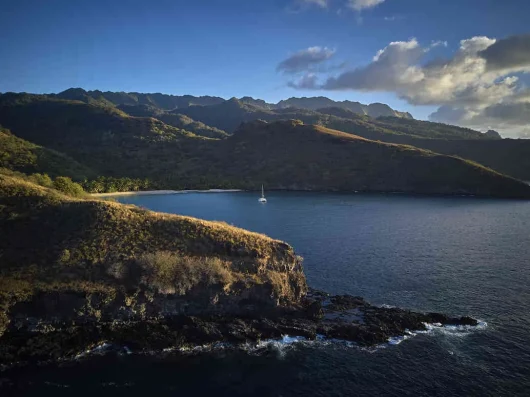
1,0,530,132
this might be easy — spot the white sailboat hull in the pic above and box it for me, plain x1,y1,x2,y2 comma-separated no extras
259,184,267,202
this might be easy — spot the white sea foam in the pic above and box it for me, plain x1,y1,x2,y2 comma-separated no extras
75,342,113,359
386,321,488,345
74,321,488,360
388,335,410,345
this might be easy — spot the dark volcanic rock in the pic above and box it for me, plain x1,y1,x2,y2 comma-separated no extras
0,289,480,367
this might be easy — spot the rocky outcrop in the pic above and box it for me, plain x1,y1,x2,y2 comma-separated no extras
0,175,480,368
485,129,502,139
0,289,479,366
0,174,306,336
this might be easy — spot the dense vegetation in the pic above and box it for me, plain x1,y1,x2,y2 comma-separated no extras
1,90,530,192
52,88,412,119
116,104,228,138
358,135,530,182
0,125,93,179
174,97,499,141
0,168,86,197
0,93,207,177
174,120,530,197
53,88,226,110
82,176,153,193
276,96,413,119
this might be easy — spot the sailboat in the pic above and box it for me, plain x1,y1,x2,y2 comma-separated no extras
258,185,267,203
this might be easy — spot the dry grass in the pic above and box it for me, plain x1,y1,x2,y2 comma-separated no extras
0,174,306,335
137,251,234,295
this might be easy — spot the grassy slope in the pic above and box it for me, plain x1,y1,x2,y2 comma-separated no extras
0,125,94,179
182,120,530,198
0,93,207,177
358,135,530,182
116,104,229,138
1,93,529,194
0,174,306,334
370,117,493,140
176,98,493,140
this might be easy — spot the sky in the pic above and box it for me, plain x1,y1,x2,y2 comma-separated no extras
1,0,530,137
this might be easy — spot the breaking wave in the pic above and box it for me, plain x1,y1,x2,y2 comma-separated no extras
73,321,488,360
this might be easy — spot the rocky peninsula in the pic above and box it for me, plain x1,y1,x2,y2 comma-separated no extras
0,174,477,367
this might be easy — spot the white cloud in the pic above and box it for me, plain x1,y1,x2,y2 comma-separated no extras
347,0,386,11
429,40,448,49
286,34,530,136
277,47,336,74
299,0,329,8
287,73,320,89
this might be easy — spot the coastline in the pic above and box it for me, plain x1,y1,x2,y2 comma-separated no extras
89,188,530,200
91,189,244,197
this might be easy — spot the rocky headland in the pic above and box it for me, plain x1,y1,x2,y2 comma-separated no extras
0,174,477,368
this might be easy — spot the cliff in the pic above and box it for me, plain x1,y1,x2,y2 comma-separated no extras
0,174,306,338
0,174,480,365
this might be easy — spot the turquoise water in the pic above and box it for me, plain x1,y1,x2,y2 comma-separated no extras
8,192,530,395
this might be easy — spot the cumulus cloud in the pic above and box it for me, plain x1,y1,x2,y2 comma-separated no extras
277,47,336,74
479,34,530,71
430,93,530,132
323,38,426,93
347,0,386,11
286,34,530,136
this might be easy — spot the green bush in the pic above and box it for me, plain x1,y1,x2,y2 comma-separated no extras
28,173,53,188
53,176,85,197
82,176,153,193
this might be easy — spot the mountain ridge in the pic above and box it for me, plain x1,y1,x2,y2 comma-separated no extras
2,92,529,191
50,88,413,120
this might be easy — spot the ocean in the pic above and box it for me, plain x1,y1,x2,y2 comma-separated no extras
5,191,530,396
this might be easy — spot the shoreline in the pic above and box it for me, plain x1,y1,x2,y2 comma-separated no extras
0,290,479,369
89,188,530,200
91,189,244,197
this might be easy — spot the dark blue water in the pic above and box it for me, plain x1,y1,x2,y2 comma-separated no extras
7,192,530,396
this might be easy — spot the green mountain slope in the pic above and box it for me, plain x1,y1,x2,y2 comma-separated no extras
177,98,276,132
49,89,501,142
370,117,498,140
0,93,205,177
277,97,413,118
2,93,529,195
178,120,530,198
372,136,530,182
176,97,497,141
0,125,93,179
116,104,228,138
54,88,225,110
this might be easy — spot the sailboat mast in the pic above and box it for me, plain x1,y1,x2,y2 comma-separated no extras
261,184,264,198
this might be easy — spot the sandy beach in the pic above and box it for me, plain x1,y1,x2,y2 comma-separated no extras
91,189,243,198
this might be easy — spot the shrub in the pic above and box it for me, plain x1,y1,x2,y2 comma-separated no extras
53,176,85,197
137,251,233,295
28,173,53,188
